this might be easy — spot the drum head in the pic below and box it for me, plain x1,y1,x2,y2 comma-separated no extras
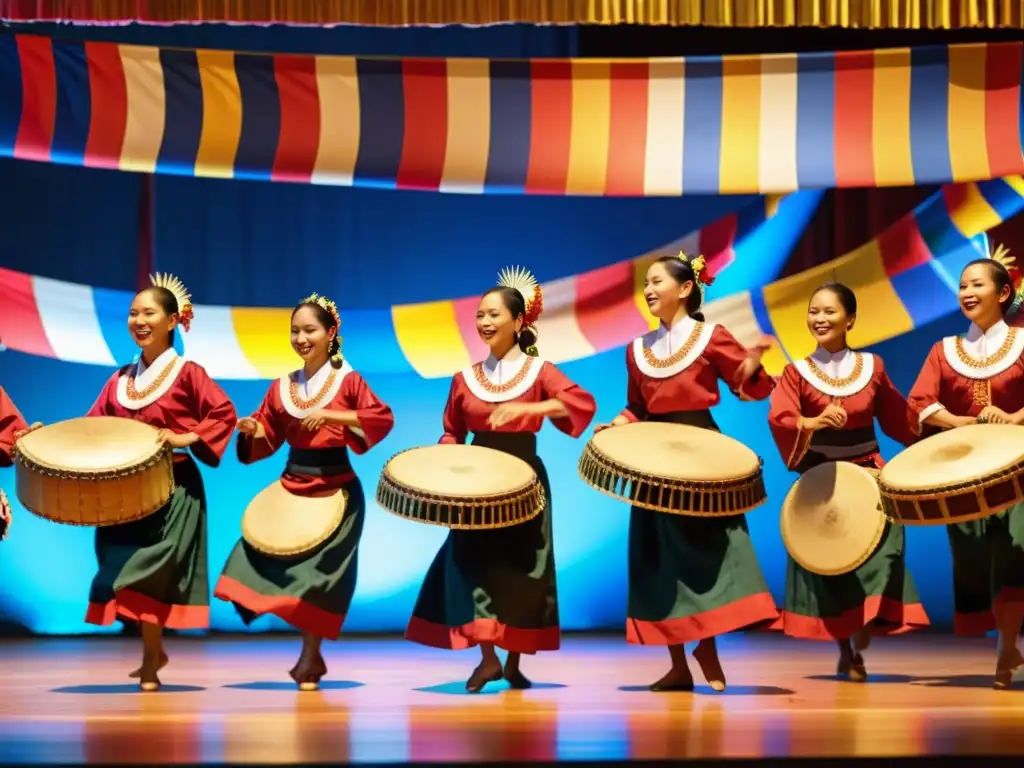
385,444,536,498
879,423,1024,493
16,417,163,472
242,481,346,557
590,421,760,481
781,462,885,576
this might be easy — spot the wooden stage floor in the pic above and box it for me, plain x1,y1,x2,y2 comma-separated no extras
1,633,1023,765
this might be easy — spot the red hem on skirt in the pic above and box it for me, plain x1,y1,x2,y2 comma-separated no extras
405,616,560,654
85,588,209,630
953,587,1024,637
213,576,344,640
625,591,779,645
770,596,931,640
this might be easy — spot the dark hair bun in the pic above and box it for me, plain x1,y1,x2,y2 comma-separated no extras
518,325,539,356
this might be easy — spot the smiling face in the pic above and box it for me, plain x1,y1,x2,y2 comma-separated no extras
128,289,177,351
959,262,1010,327
643,261,693,325
806,288,853,349
476,290,521,354
290,305,336,365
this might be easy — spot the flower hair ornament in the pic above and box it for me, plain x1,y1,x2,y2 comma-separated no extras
678,251,715,295
988,243,1024,316
300,292,343,361
150,273,194,332
497,265,544,356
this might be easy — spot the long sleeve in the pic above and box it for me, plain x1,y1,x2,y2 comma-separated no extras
908,342,947,431
182,365,238,468
874,362,919,448
342,372,395,455
86,371,122,417
439,376,469,445
539,362,596,438
704,326,775,402
619,346,648,423
237,384,288,465
0,388,28,467
767,365,812,470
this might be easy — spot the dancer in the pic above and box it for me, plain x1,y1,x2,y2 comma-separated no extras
215,294,394,691
405,267,596,693
0,379,31,541
593,253,777,692
768,282,929,680
908,247,1024,689
86,274,237,691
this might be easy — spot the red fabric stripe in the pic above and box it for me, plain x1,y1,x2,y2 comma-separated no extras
395,58,448,191
605,62,649,196
405,615,560,654
984,42,1024,178
0,268,54,358
575,262,650,350
83,41,128,169
271,54,321,183
832,50,877,188
772,595,930,641
942,182,970,211
451,296,489,363
626,591,779,645
525,61,572,194
876,212,933,276
214,576,344,639
698,213,739,276
85,588,210,630
14,35,56,162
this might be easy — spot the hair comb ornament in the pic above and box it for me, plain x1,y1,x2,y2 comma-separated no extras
989,243,1024,316
150,273,194,332
677,251,715,290
497,265,544,326
301,292,341,330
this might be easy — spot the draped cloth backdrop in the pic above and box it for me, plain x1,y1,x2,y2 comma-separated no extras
1,0,1023,28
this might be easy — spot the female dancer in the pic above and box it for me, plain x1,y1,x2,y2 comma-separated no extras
767,282,929,681
0,381,30,540
215,293,394,690
908,248,1024,689
593,253,777,692
86,274,237,691
406,266,596,693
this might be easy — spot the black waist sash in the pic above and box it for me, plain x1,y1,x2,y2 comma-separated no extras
808,425,877,449
285,446,354,478
470,432,539,465
647,409,720,432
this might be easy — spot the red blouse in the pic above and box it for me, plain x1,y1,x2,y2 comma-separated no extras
0,387,28,467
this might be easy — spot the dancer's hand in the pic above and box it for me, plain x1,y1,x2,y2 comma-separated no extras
977,406,1013,425
300,410,332,431
237,417,266,439
805,404,847,431
488,403,533,429
156,430,198,449
13,422,42,441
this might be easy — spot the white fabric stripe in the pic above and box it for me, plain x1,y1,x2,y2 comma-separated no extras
918,402,946,424
643,60,684,196
533,276,596,364
180,304,261,379
32,277,116,366
700,291,762,348
758,55,798,194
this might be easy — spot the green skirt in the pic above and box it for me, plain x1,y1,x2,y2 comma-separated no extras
215,479,364,640
947,501,1024,636
406,432,559,654
85,456,210,629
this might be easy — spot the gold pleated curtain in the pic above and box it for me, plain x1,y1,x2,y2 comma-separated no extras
3,1,1023,28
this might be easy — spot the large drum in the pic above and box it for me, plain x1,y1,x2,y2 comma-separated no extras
242,481,347,558
879,423,1024,526
13,417,174,527
781,462,887,576
578,421,766,516
376,444,545,530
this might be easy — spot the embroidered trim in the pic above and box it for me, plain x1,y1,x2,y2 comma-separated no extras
793,352,875,399
278,360,352,420
942,327,1024,380
632,321,717,379
462,355,544,403
115,354,186,411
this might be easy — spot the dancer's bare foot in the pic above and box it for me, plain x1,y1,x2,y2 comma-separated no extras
692,639,726,692
648,664,694,692
290,652,327,691
466,659,503,693
503,653,532,689
138,654,165,692
837,644,867,683
994,647,1024,690
129,651,168,679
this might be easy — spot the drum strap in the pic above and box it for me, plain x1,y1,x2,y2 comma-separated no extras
286,447,354,478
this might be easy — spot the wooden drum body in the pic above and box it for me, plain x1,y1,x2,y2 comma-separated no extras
781,462,887,576
242,481,347,558
879,424,1024,526
376,444,545,530
578,421,767,517
13,417,174,527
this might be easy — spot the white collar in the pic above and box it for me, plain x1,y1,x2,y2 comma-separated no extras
279,359,352,419
632,315,716,379
793,346,874,398
116,348,185,410
942,320,1024,379
461,348,543,403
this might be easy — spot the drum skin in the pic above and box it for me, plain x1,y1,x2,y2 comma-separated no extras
13,417,174,527
879,423,1024,525
242,480,347,558
781,462,887,576
376,444,545,530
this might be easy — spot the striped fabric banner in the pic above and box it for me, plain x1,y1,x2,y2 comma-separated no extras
0,34,1021,195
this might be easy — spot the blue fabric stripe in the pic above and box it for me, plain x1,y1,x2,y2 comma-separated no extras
0,34,24,157
681,56,723,194
483,60,532,194
909,45,952,185
795,52,836,190
352,58,404,190
155,48,204,176
233,53,280,182
50,40,90,166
